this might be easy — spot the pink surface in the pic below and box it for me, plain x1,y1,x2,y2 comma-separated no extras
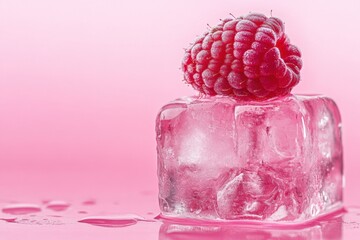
0,0,360,238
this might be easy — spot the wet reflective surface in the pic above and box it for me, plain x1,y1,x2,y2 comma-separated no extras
0,193,359,240
0,158,356,239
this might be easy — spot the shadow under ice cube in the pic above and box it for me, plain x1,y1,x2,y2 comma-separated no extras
156,95,343,223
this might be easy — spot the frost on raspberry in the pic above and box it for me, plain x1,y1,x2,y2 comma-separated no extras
182,13,303,100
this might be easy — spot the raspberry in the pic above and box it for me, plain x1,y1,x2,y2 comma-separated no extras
182,13,303,100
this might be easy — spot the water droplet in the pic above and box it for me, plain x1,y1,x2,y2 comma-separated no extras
82,199,96,206
42,200,51,204
78,214,145,228
2,204,41,215
46,200,70,211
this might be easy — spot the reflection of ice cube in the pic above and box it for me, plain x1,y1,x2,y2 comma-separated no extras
159,211,343,240
156,95,343,222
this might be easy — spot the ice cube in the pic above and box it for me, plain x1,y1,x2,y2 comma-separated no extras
156,95,343,223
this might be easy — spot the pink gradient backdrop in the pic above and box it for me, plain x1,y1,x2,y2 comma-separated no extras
0,0,359,207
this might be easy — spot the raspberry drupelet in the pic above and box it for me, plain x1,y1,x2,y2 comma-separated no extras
182,13,303,100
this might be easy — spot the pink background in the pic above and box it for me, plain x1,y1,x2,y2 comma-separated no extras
0,0,359,211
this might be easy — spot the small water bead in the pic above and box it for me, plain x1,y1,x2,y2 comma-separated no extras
46,200,70,212
82,199,96,206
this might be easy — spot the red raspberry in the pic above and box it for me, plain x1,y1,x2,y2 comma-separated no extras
182,13,303,100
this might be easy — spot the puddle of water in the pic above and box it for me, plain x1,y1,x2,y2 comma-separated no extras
2,204,42,215
78,214,149,228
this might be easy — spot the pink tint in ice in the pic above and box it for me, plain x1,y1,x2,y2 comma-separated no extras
156,94,343,222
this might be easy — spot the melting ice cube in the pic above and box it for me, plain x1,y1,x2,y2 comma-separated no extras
156,95,343,222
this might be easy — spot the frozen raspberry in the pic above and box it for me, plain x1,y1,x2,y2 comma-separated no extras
182,13,303,100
